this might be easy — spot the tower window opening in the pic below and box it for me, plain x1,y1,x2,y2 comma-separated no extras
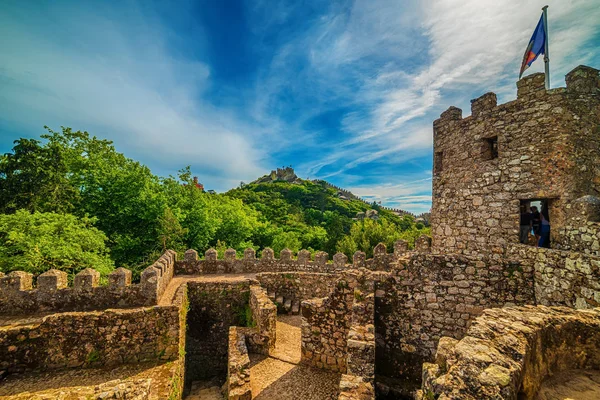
484,137,498,160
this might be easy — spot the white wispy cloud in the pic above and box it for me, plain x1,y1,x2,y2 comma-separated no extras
0,2,267,190
285,0,600,209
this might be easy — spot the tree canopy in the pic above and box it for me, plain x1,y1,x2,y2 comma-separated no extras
0,127,430,278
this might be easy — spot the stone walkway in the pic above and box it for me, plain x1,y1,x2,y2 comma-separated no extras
269,315,302,364
159,273,257,306
249,315,341,400
0,362,176,399
185,380,224,400
536,369,600,400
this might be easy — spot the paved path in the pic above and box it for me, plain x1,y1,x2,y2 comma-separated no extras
159,273,257,306
249,315,341,400
536,369,600,400
185,380,224,400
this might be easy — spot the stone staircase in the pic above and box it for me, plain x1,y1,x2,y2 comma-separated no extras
267,291,300,314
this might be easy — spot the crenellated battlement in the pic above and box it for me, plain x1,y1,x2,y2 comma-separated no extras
431,64,600,258
434,65,599,130
175,238,426,275
0,250,177,315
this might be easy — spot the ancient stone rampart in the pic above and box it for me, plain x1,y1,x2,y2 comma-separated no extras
185,279,255,385
375,251,535,386
256,272,337,313
301,274,355,373
247,285,277,354
339,282,376,400
507,243,600,308
0,305,181,373
416,306,600,399
175,242,409,275
431,65,600,258
0,250,177,315
227,326,252,400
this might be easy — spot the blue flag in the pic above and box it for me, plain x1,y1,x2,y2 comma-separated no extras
519,14,546,78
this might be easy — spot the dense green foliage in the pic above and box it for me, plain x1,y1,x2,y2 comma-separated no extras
0,210,113,277
0,127,429,278
226,181,429,257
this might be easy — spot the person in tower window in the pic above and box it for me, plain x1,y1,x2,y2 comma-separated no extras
531,206,541,245
519,205,532,244
538,206,551,248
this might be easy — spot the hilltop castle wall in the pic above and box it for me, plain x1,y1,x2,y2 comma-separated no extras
0,250,177,315
417,306,600,399
431,66,600,258
0,305,182,374
176,245,399,275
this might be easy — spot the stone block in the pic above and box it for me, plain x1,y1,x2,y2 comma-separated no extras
109,267,132,288
205,248,218,261
333,252,348,268
184,249,198,262
1,271,33,291
373,243,387,258
566,65,600,94
314,251,328,265
280,248,292,263
224,248,237,262
394,240,409,257
37,269,68,291
470,92,497,117
243,248,255,260
353,251,366,268
517,72,545,98
261,248,274,261
74,268,100,290
297,249,311,264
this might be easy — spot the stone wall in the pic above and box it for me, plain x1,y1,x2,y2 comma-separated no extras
417,306,600,399
175,244,404,275
227,326,252,400
374,252,534,387
185,279,254,385
0,250,177,315
431,65,600,258
0,305,181,373
247,285,277,354
507,243,600,308
256,272,337,311
339,284,376,400
301,272,364,373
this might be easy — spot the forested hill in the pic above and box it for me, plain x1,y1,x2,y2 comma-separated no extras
225,175,428,257
0,127,429,281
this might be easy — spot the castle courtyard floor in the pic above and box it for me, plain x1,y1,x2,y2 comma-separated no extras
248,315,340,400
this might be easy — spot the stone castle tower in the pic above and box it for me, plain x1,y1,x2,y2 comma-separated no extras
430,65,600,258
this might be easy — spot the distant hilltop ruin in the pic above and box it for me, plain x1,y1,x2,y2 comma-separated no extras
253,167,302,184
252,168,416,217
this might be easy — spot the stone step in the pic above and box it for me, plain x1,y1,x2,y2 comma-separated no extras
276,295,284,306
291,301,300,314
268,291,276,300
284,299,292,312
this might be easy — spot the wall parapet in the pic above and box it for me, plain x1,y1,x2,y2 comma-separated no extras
507,243,600,308
247,285,277,354
416,306,600,399
227,326,252,400
0,250,177,315
175,242,411,275
0,304,181,373
338,286,376,400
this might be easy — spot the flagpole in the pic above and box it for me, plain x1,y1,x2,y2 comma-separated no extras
542,5,550,89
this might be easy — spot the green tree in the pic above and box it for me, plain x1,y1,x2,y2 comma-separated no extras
0,210,114,277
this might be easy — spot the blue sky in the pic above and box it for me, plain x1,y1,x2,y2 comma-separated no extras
1,0,599,214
